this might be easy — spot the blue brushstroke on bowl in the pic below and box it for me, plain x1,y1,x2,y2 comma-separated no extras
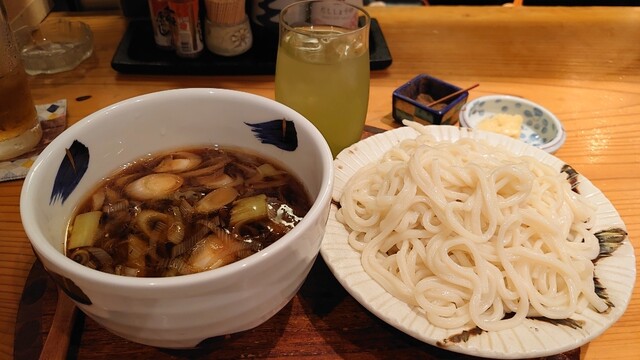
50,140,89,205
245,119,298,151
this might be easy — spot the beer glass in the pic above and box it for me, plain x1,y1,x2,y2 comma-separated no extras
0,1,42,161
275,0,370,158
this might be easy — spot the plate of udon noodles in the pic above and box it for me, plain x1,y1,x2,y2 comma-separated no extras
320,123,635,358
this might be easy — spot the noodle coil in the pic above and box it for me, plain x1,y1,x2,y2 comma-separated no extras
336,123,607,332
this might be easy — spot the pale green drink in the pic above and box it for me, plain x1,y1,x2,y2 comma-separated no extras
275,2,370,158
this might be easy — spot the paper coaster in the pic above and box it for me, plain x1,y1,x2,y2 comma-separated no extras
0,99,67,182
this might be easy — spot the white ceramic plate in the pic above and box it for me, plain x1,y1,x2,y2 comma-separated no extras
320,125,635,359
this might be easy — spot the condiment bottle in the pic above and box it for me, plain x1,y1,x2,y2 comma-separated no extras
148,0,174,50
168,0,204,58
310,0,364,29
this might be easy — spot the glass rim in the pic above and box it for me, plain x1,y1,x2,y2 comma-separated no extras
279,0,371,37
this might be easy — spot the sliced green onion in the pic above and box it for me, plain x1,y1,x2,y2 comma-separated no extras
194,186,239,213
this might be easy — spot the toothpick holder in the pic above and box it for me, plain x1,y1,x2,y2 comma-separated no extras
205,16,253,57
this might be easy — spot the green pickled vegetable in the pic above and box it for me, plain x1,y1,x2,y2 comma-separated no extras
257,163,282,177
68,211,102,249
230,194,268,226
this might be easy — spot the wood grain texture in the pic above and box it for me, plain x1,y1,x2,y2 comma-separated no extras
21,257,582,360
1,5,639,359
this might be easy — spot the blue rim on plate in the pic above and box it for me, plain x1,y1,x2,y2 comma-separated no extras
459,95,566,153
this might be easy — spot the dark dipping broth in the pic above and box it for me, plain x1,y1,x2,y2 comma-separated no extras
65,147,313,277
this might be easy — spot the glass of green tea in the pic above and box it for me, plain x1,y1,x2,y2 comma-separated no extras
275,0,370,158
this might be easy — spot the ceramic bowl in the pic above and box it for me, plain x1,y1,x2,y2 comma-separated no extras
459,95,566,153
20,88,334,348
392,74,469,126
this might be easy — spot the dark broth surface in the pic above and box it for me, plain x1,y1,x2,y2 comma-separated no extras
65,146,312,277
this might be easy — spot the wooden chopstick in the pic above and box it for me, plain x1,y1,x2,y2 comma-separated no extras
426,83,479,107
39,289,77,360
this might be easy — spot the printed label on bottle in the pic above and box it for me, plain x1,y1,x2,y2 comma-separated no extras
310,0,362,29
168,0,204,57
148,0,174,49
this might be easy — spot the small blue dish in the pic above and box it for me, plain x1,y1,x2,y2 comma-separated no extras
392,74,469,126
459,95,566,153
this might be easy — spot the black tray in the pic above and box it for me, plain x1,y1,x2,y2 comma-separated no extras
111,18,392,76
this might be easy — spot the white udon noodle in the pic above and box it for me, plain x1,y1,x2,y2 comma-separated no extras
336,124,608,332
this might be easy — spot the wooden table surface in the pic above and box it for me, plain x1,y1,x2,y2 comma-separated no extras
1,5,639,359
